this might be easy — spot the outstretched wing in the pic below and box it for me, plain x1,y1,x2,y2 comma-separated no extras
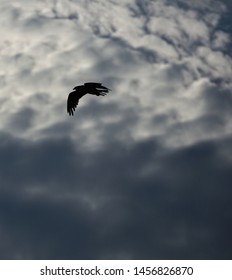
84,82,111,91
67,90,86,116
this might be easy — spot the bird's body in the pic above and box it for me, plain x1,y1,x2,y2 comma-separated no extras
67,82,111,115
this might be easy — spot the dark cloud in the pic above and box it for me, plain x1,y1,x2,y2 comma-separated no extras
7,107,36,132
0,129,232,259
0,189,96,259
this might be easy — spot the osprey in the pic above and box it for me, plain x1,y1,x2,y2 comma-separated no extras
67,82,111,116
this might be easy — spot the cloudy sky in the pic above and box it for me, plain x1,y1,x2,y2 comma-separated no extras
0,0,232,259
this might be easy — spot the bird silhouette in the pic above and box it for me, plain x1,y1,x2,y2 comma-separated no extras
67,82,111,116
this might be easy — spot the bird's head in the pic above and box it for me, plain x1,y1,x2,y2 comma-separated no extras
73,86,80,90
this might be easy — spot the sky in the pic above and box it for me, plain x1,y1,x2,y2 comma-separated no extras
0,0,232,259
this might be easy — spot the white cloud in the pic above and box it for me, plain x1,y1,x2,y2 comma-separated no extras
212,30,231,49
0,0,231,152
0,0,231,150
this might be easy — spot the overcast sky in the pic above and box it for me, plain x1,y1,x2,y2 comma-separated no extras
0,0,232,259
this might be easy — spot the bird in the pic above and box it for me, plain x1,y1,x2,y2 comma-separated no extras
67,82,111,116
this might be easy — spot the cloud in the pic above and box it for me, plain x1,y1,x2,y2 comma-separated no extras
1,132,232,259
0,0,232,259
